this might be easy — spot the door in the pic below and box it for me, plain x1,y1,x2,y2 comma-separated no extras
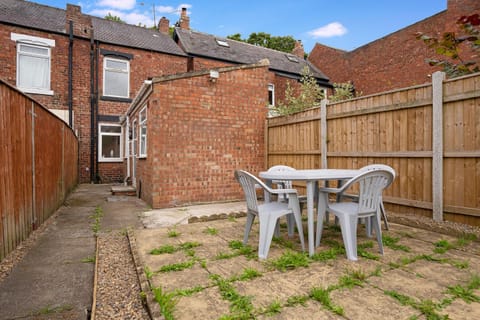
131,119,137,187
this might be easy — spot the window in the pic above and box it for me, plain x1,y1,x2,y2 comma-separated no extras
215,39,229,47
11,33,55,95
98,124,123,162
286,54,299,63
103,57,129,98
139,106,147,157
268,84,275,106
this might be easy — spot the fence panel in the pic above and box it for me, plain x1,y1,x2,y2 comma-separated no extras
266,72,480,226
0,80,78,261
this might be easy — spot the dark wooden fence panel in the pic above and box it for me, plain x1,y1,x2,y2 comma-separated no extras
0,80,78,261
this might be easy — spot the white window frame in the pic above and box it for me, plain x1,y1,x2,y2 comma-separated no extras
98,123,123,162
103,57,130,98
11,33,55,95
138,106,147,158
268,83,275,106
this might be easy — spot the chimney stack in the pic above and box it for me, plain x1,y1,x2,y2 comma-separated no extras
178,7,190,29
292,40,305,59
158,17,170,34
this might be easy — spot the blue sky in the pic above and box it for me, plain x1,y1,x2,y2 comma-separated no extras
30,0,447,53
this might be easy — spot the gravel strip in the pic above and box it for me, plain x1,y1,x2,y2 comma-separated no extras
94,231,150,320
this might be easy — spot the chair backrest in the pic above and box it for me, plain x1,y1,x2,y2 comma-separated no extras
359,164,396,188
267,165,296,200
235,170,268,215
347,170,394,215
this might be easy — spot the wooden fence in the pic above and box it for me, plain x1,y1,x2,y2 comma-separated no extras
266,71,480,227
0,80,78,261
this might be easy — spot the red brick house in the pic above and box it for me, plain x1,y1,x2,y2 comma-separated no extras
308,0,480,95
172,8,332,107
124,62,271,208
0,0,188,183
1,1,331,186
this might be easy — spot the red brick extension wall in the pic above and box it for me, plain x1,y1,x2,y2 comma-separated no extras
308,0,480,96
134,64,270,208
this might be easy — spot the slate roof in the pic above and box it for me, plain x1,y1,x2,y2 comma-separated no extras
0,0,186,57
174,27,331,86
0,0,65,33
91,17,186,56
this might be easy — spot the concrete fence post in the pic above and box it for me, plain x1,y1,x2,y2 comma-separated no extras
320,99,328,169
432,71,445,222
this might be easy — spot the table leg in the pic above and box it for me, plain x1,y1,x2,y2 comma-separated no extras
306,181,315,256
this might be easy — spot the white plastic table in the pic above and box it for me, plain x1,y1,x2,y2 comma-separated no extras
259,169,360,256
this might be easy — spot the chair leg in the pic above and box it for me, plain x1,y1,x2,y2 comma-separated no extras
243,213,255,245
380,200,389,230
258,213,279,260
286,214,295,237
372,214,384,255
338,213,359,261
291,205,305,252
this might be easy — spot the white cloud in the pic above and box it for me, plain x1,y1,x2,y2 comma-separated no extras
89,8,153,26
97,0,136,10
156,4,192,16
308,22,347,38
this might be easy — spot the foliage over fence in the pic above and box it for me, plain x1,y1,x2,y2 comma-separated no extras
266,71,480,227
0,80,79,261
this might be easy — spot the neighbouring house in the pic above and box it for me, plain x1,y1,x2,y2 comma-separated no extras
124,62,271,208
308,0,480,95
0,0,188,183
0,0,331,186
173,8,332,106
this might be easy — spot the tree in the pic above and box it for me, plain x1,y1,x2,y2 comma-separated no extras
273,67,325,115
329,82,361,102
227,32,296,53
105,12,124,23
417,13,480,78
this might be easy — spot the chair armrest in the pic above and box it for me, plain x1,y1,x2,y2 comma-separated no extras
319,187,342,194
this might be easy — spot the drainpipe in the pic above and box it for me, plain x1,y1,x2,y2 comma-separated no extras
68,21,73,127
95,40,100,183
124,115,130,185
89,35,95,182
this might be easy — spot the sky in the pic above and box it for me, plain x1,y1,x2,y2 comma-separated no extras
29,0,447,53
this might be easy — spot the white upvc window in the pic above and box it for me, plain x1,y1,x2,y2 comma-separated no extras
98,123,123,162
139,106,147,158
11,33,55,95
268,84,275,106
103,57,130,98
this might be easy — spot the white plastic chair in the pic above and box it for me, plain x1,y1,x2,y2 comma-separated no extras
235,170,305,259
267,165,307,237
315,170,394,261
338,164,396,231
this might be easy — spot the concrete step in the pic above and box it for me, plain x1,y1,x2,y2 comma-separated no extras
111,185,136,196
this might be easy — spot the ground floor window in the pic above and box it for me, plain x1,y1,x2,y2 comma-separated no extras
98,123,122,162
139,106,147,158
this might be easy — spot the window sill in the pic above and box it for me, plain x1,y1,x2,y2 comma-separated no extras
98,159,124,163
20,87,54,96
100,96,132,103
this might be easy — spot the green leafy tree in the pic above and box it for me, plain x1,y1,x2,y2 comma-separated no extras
416,13,480,78
273,67,325,115
329,82,360,102
105,12,124,23
227,32,296,53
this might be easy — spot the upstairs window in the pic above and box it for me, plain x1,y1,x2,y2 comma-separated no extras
11,33,55,95
139,106,147,158
98,123,123,162
103,57,130,98
268,84,275,106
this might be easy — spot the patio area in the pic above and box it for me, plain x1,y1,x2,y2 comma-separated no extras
131,206,480,320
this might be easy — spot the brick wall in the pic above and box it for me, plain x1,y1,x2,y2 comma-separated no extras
0,23,187,183
130,63,270,208
308,0,480,95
